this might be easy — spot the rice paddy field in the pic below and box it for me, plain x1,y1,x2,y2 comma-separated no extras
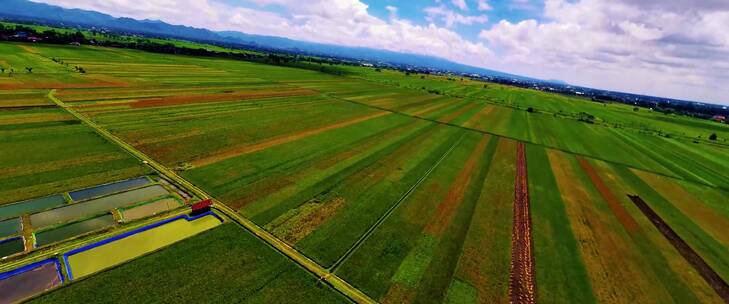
28,224,349,303
1,40,727,303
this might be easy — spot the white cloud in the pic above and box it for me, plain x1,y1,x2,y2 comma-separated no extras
385,5,398,19
477,0,493,11
27,0,729,104
424,5,488,27
451,0,468,11
480,0,729,104
30,0,494,71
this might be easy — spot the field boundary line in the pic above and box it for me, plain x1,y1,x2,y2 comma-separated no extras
627,195,729,303
47,90,376,304
328,132,466,272
318,92,728,192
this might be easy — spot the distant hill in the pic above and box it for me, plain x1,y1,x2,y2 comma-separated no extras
0,0,524,79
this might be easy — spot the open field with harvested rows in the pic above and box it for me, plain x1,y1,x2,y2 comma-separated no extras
1,41,727,303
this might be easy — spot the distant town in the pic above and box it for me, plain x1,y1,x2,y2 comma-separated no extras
2,17,727,123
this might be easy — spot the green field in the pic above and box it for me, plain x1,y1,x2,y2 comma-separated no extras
29,224,349,303
1,39,727,303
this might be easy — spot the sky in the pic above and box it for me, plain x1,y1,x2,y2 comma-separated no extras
30,0,729,105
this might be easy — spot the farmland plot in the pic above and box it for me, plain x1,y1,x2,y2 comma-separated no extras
0,106,148,204
584,159,725,303
29,224,349,304
337,132,502,303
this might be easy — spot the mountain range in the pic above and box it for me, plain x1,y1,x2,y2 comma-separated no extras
0,0,525,80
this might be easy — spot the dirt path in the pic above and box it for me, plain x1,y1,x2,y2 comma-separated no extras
628,195,729,303
191,111,391,167
509,142,536,304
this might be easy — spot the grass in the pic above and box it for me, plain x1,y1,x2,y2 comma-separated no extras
336,132,500,303
0,106,149,204
526,144,595,303
2,38,728,303
587,159,721,303
28,224,349,303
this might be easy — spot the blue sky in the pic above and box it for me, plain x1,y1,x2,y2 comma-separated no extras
364,0,543,40
31,0,729,105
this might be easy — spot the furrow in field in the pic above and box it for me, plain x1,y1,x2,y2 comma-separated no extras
548,150,672,303
190,111,391,167
509,142,536,304
628,195,729,302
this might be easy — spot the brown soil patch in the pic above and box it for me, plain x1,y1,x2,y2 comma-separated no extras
266,197,346,245
628,195,729,302
577,157,640,233
632,170,729,248
463,105,494,128
0,113,71,126
226,120,422,210
0,82,128,90
191,111,391,167
410,99,459,116
128,89,318,108
548,151,656,303
382,283,416,304
439,102,479,123
509,142,536,304
424,135,490,236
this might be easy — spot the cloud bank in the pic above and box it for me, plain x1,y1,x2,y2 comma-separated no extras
30,0,729,104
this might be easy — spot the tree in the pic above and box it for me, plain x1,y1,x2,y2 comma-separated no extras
709,133,717,141
526,107,534,113
577,112,595,124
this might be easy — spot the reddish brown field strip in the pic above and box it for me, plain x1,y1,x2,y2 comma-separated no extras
410,99,459,117
75,89,319,109
509,142,536,304
627,195,729,303
191,111,391,167
131,89,318,108
577,157,641,233
0,82,127,90
439,102,479,123
463,104,494,128
424,135,489,236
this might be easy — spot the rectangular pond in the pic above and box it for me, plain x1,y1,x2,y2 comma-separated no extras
0,217,21,239
0,259,63,304
69,177,152,202
120,198,182,223
64,212,222,280
34,214,115,248
0,237,24,258
0,195,66,220
31,185,170,228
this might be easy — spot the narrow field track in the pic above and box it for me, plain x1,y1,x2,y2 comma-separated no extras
509,142,536,304
628,195,729,303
